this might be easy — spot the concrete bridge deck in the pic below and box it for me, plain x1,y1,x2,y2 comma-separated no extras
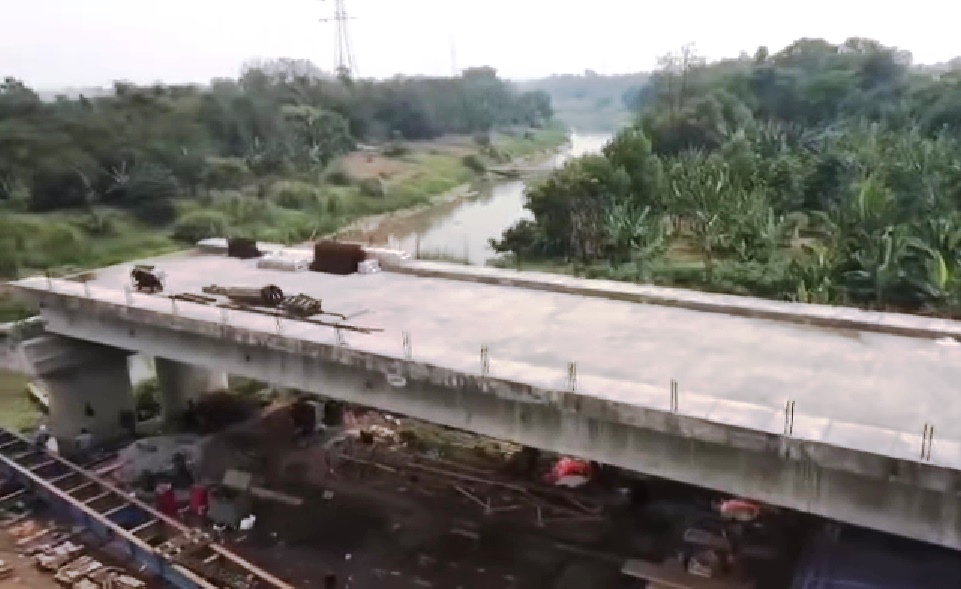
10,252,961,548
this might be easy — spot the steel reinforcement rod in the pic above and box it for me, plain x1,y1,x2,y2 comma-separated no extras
0,427,295,589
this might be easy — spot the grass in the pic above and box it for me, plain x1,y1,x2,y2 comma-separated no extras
494,121,571,158
0,370,41,432
0,125,569,284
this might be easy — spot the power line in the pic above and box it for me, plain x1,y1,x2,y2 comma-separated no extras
319,0,357,78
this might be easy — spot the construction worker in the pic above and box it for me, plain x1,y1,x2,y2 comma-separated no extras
33,423,51,452
73,428,93,462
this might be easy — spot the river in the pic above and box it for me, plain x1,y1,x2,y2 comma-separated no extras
346,132,612,265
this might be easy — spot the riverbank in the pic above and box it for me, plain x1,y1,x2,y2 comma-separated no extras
332,135,568,245
335,133,612,265
0,123,569,318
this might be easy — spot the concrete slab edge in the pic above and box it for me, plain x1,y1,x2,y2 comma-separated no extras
385,261,961,341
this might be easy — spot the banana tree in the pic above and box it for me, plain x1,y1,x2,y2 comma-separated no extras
843,224,917,307
602,200,666,267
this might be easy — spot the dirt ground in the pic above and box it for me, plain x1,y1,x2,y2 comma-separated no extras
226,489,631,589
197,409,659,589
338,138,474,183
0,523,59,589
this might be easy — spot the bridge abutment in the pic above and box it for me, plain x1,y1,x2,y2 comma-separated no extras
20,335,135,450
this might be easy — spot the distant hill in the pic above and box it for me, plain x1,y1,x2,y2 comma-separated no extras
518,71,649,133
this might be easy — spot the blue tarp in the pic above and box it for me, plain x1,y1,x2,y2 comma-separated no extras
792,527,961,589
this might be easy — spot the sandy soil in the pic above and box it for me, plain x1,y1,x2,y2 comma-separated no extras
0,523,59,589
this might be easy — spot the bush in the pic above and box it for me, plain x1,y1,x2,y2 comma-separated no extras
270,180,320,210
325,195,342,215
133,378,161,419
382,143,408,157
34,222,89,266
131,198,177,226
325,164,351,186
215,193,274,225
77,210,122,236
461,154,486,174
357,178,385,198
203,157,251,190
172,210,230,243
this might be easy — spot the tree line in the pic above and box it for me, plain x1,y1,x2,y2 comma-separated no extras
0,60,553,220
493,38,961,316
518,70,649,132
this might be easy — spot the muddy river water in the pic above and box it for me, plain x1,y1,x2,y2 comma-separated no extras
348,132,612,265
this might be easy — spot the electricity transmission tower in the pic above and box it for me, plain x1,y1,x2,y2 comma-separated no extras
319,0,357,78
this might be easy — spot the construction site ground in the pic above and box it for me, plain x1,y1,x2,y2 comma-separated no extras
0,513,161,589
0,523,59,589
195,404,806,589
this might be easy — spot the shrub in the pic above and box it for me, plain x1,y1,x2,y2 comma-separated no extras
270,180,320,210
77,210,122,236
131,198,177,226
382,143,409,157
472,133,492,148
357,178,385,198
203,157,251,190
172,210,230,243
325,165,351,186
461,154,486,174
325,195,342,215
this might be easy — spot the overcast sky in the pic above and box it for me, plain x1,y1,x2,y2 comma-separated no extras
3,0,960,89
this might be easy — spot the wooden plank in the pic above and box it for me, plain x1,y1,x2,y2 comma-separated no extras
621,559,754,589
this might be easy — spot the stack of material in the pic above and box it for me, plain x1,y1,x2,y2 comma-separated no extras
54,555,103,585
35,541,83,570
311,241,366,275
357,259,381,275
226,237,262,259
361,246,411,267
256,253,310,272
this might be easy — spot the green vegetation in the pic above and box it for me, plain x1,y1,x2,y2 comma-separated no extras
494,38,961,317
520,71,649,133
0,62,561,280
0,370,41,432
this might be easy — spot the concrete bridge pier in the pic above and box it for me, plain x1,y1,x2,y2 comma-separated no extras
154,358,228,426
20,335,135,448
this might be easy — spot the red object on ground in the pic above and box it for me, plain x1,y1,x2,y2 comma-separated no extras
544,457,593,484
189,485,210,517
719,498,761,521
156,484,178,519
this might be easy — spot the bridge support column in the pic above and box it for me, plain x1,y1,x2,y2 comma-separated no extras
154,359,228,426
20,335,135,449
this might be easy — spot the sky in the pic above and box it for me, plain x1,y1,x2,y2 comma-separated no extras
3,0,961,89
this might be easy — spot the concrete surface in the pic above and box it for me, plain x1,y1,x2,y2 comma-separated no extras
20,335,135,444
11,253,961,548
25,253,961,449
154,359,228,424
390,260,961,341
